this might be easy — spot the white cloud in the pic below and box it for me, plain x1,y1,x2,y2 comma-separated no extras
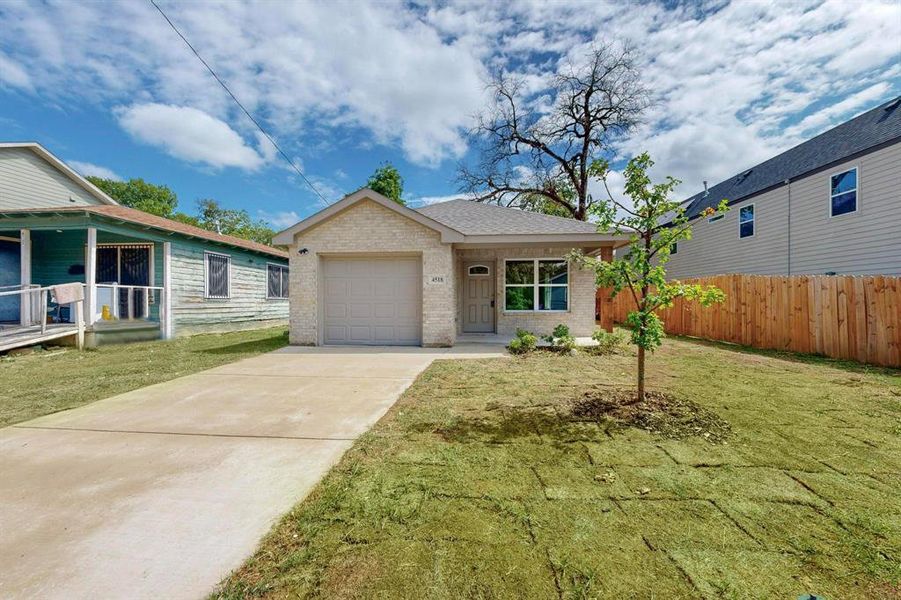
408,194,471,207
0,0,897,195
258,209,301,229
68,160,123,181
115,103,267,170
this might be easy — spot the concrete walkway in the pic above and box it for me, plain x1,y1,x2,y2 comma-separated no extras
0,344,505,600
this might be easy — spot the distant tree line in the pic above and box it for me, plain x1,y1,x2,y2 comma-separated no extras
87,177,276,246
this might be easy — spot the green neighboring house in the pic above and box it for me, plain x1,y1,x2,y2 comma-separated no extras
0,142,289,349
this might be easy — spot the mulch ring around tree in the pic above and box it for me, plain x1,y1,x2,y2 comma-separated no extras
571,387,731,443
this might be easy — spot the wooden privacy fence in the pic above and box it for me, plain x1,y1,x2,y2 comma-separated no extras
601,274,901,368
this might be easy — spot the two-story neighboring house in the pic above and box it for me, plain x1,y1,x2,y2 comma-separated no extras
666,96,901,279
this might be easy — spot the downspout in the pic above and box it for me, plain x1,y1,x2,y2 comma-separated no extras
785,178,791,275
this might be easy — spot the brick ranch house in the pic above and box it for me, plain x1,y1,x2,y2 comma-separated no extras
273,189,627,347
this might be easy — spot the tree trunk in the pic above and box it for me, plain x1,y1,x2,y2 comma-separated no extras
637,345,645,402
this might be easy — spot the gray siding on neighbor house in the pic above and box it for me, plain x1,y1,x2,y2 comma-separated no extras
0,148,102,209
666,142,901,278
169,241,288,335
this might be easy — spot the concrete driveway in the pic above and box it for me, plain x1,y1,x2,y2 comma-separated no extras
0,344,504,600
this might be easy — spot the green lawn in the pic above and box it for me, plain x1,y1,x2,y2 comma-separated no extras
0,327,288,427
215,337,900,600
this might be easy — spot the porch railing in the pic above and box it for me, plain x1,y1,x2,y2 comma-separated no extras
0,283,171,348
94,284,165,322
0,284,85,348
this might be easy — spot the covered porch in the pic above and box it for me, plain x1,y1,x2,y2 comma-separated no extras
0,212,173,351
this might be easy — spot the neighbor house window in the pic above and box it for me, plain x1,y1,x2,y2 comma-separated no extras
670,243,678,255
267,264,289,299
708,213,724,223
739,205,755,238
205,252,231,299
830,167,857,217
504,259,568,312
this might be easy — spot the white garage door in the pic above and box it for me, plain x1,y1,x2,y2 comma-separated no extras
322,257,422,345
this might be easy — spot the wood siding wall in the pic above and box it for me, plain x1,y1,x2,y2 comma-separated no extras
170,242,288,335
605,274,901,367
665,142,901,278
0,148,102,209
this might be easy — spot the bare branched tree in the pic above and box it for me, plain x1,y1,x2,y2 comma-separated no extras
459,42,650,221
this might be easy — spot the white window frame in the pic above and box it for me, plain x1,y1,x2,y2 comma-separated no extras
467,264,491,277
503,258,569,313
829,166,858,218
204,251,231,300
707,213,725,223
738,203,755,239
266,262,289,300
670,242,678,255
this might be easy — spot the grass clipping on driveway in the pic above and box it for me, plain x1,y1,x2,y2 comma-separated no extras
216,339,901,600
0,327,287,427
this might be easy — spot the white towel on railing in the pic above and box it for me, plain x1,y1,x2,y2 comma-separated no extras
51,283,84,304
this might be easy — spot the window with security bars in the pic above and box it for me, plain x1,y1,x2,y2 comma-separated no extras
267,264,289,299
205,252,231,299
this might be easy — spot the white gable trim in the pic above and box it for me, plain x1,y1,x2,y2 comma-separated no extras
272,188,465,245
0,142,119,206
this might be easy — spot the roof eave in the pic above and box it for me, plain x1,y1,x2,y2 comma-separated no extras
273,189,465,245
455,232,629,248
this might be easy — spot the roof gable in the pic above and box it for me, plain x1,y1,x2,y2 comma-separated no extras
0,142,118,207
272,189,465,245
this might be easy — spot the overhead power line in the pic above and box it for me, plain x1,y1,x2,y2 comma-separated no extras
148,0,329,206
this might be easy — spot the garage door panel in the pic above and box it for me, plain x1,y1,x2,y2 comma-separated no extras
325,304,347,318
322,257,422,345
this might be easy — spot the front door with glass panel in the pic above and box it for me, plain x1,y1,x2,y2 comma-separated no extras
462,261,495,333
95,245,152,320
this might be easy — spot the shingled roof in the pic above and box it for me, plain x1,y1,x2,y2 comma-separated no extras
682,96,901,220
415,199,601,235
0,205,288,258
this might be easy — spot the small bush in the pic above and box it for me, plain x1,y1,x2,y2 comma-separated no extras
508,328,537,355
590,329,627,355
543,324,577,352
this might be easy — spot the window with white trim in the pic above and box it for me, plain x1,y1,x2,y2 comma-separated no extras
739,205,755,238
708,213,724,223
205,252,231,299
830,167,857,217
267,264,289,299
468,264,490,276
504,259,568,312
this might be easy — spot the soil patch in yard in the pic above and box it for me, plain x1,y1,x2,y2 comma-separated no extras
572,387,732,443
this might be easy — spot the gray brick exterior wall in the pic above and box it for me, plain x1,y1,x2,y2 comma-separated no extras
285,199,601,346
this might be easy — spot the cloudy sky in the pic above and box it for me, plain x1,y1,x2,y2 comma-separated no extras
1,0,899,228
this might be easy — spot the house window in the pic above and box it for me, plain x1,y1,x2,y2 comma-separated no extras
708,214,724,223
670,243,678,255
267,264,289,299
504,259,568,312
739,205,755,238
830,167,857,217
205,252,231,299
468,264,490,276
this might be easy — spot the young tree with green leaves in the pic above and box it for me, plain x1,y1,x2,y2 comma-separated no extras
572,153,726,401
366,162,405,204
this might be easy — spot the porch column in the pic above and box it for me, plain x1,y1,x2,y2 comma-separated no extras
19,229,31,325
162,241,173,339
85,228,97,326
596,245,615,333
